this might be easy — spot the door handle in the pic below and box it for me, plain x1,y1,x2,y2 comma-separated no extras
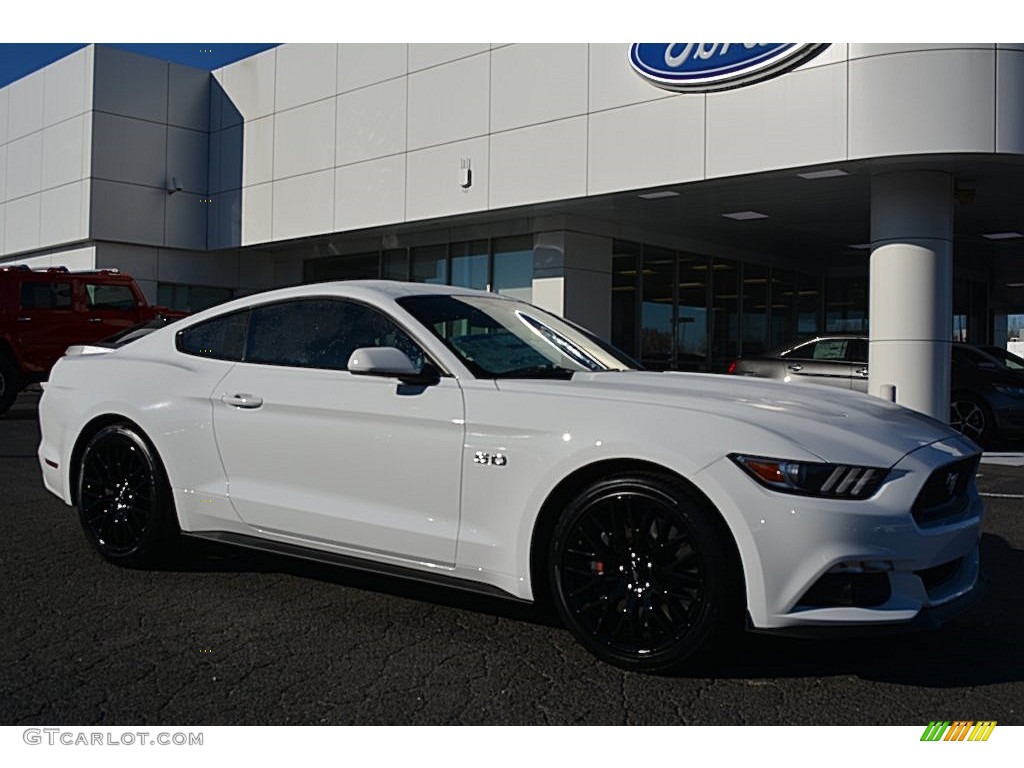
16,316,31,322
855,367,869,376
87,317,103,323
787,364,803,372
222,393,263,409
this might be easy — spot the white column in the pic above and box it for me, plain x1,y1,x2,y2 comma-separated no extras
868,171,953,421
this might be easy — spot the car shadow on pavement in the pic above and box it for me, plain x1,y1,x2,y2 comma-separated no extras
163,532,1022,687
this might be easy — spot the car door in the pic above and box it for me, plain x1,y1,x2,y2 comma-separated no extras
210,297,466,566
79,279,143,340
13,275,77,373
781,337,864,390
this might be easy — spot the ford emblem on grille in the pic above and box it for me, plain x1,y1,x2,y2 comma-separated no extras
628,43,830,93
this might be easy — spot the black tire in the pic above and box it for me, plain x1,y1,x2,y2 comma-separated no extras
0,355,20,416
548,473,740,674
76,424,179,567
950,393,994,448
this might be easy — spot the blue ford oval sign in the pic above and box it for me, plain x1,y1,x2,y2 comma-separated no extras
629,43,830,93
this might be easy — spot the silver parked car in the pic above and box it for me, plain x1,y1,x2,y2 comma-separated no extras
729,336,1024,448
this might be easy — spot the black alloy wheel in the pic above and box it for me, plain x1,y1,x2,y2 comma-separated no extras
77,424,178,567
950,395,994,447
549,473,739,674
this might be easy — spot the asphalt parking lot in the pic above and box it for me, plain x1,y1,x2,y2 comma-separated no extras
2,388,1022,726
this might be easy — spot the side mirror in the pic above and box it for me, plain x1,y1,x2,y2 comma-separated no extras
347,347,440,386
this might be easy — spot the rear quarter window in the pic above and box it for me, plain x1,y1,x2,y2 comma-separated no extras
177,310,249,361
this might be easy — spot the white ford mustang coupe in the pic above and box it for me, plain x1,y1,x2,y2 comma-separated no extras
38,281,984,673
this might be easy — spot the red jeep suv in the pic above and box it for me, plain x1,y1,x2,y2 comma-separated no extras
0,266,184,414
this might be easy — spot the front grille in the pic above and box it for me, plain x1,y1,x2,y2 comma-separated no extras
912,456,979,528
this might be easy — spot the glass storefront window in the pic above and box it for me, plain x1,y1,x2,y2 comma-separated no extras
493,236,534,302
825,275,868,333
411,245,448,285
742,264,769,356
303,252,379,283
611,241,641,359
157,283,234,313
383,249,409,281
676,255,708,369
641,246,675,370
450,240,489,291
710,259,739,369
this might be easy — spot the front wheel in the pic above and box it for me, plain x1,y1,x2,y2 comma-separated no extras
549,473,740,674
76,424,179,567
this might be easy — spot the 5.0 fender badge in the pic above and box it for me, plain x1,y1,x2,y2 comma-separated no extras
473,451,508,467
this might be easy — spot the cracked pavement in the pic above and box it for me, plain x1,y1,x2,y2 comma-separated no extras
2,390,1023,725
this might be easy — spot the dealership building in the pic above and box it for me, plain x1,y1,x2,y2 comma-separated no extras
1,43,1023,419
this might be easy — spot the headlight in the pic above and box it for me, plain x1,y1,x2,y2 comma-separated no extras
993,384,1024,396
729,454,889,499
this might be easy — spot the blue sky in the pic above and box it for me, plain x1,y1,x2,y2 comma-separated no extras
0,43,278,88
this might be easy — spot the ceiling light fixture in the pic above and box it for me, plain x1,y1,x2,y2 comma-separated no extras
722,211,768,221
797,169,849,180
638,190,680,200
983,232,1023,240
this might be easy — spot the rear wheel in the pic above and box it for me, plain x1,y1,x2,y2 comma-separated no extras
76,424,179,567
0,355,20,415
950,394,994,447
549,473,740,674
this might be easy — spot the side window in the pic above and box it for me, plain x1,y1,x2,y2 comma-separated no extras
845,339,868,363
177,310,249,361
20,281,72,310
810,339,849,360
245,299,425,371
85,283,136,310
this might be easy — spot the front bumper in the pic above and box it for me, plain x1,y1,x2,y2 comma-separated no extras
694,436,984,631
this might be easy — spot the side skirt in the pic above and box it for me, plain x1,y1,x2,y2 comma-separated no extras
182,530,530,603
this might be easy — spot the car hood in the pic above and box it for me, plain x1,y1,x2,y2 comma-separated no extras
497,370,971,467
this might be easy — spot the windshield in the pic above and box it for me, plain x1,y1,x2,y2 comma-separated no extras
398,294,636,379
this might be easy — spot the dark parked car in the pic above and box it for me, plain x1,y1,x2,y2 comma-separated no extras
729,336,1024,448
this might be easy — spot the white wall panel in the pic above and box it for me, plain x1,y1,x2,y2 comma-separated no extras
207,189,240,251
335,154,406,231
13,245,95,270
4,194,40,254
795,44,848,70
406,137,488,222
997,50,1024,155
98,243,157,281
209,124,243,194
409,44,489,72
7,70,45,141
165,192,208,251
156,248,240,287
43,47,91,126
6,132,43,199
0,87,9,146
241,182,272,245
707,63,847,178
588,97,704,195
489,118,587,209
92,113,167,188
216,48,277,126
273,99,335,179
167,127,209,194
169,63,211,132
850,49,995,158
40,180,88,247
849,43,991,59
275,44,337,112
0,146,6,202
242,116,274,187
272,170,334,241
93,46,168,123
90,180,165,246
588,43,666,113
0,203,5,256
42,115,87,190
336,78,406,165
491,44,588,132
338,44,407,93
408,55,489,150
